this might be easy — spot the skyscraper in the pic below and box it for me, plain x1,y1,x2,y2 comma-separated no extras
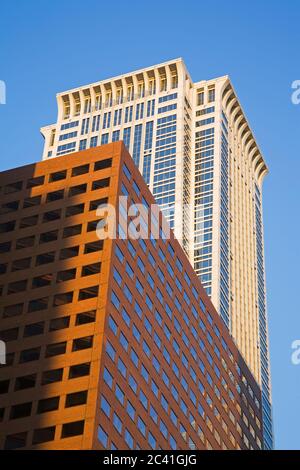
0,143,263,450
40,59,273,448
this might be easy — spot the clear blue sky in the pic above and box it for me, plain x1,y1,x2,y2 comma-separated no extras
0,0,299,450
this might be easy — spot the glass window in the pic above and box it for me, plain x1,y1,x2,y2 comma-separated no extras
139,390,148,409
113,413,122,434
98,426,108,447
130,349,139,367
24,321,44,337
125,429,134,449
41,368,63,386
32,426,55,445
37,396,59,414
128,374,137,394
137,417,146,436
75,310,96,325
126,401,135,421
160,420,168,439
132,325,141,343
150,405,158,424
118,358,127,378
122,308,131,326
72,336,93,351
103,368,113,389
108,316,117,335
4,432,27,450
69,363,90,379
120,333,128,351
19,347,41,363
115,385,125,405
106,340,116,361
10,402,32,419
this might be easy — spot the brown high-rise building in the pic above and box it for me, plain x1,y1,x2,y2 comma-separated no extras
0,142,263,450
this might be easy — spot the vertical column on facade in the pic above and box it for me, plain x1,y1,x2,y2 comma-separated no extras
228,104,240,350
175,61,189,250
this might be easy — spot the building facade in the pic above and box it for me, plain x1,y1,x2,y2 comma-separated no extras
40,59,273,448
0,143,263,450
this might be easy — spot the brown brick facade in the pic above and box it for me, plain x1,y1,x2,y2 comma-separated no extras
0,142,263,449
